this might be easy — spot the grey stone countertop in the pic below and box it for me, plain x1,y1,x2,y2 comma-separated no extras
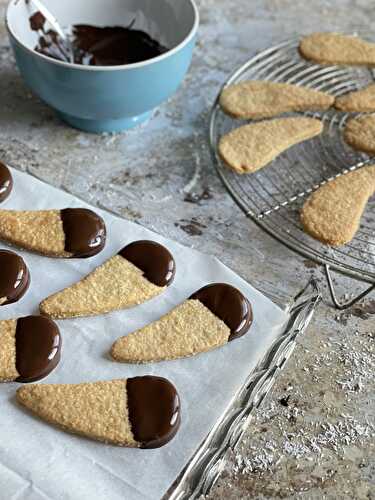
0,0,374,498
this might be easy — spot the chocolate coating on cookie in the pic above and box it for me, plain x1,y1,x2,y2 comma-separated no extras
119,240,175,287
0,250,30,305
61,208,106,258
15,316,61,383
190,283,253,341
0,162,13,203
127,376,181,449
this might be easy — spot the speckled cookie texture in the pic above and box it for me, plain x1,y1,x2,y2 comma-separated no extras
301,166,375,246
0,319,18,382
220,81,334,119
40,255,164,319
0,209,69,257
111,299,231,363
299,32,375,66
17,380,138,446
218,117,323,174
335,84,375,112
344,114,375,154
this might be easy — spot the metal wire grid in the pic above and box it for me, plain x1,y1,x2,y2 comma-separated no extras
209,37,375,284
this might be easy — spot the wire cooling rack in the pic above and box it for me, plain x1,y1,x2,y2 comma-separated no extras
209,36,375,309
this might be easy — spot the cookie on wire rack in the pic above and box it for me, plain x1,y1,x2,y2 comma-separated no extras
300,32,375,66
344,114,375,154
220,80,334,119
335,84,375,112
301,166,375,246
218,117,323,174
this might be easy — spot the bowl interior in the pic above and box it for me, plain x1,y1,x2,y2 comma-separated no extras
7,0,197,55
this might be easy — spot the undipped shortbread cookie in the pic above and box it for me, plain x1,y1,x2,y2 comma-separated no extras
299,32,375,66
344,114,375,154
220,81,334,119
218,117,323,174
335,84,375,112
111,283,253,363
301,166,375,246
40,240,175,319
17,376,181,448
0,315,61,382
0,208,106,258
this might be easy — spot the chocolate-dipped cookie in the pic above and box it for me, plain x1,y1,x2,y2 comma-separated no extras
0,162,13,203
0,250,30,305
17,376,181,448
0,208,106,258
40,240,176,319
111,283,253,363
0,315,61,382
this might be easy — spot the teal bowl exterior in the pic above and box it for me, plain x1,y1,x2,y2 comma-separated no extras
9,34,196,133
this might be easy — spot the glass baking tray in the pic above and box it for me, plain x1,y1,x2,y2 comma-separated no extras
165,278,320,499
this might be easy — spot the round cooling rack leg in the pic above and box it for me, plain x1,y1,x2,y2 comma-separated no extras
324,265,375,310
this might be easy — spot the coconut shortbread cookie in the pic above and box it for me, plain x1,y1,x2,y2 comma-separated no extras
300,32,375,66
111,283,253,363
335,84,375,112
0,250,30,306
0,208,106,258
17,376,181,448
344,114,375,154
220,81,334,119
0,315,61,383
301,166,375,246
218,117,323,174
40,240,176,319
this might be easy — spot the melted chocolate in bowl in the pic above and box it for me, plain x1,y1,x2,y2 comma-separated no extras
119,240,175,287
190,283,253,341
30,12,169,66
16,316,61,383
0,250,30,305
61,208,106,258
127,376,181,449
0,162,13,203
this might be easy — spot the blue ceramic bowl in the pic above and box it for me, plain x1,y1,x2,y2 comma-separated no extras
6,0,199,133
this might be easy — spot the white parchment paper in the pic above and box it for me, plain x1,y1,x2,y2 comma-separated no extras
0,168,289,500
